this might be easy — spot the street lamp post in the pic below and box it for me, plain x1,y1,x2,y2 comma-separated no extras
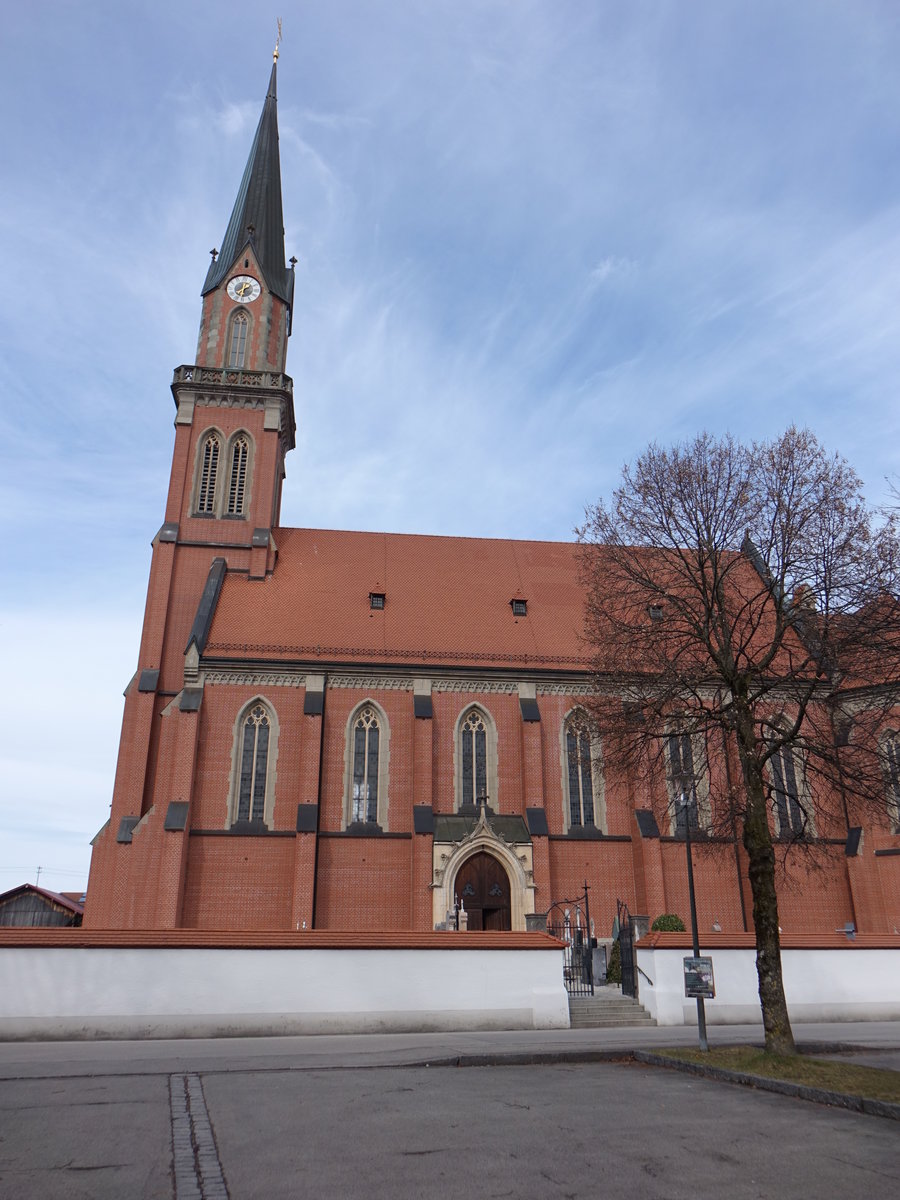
682,792,709,1052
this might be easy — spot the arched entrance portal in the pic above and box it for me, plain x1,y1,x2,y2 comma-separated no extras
455,852,511,931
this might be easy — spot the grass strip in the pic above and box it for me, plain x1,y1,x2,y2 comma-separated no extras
643,1045,900,1113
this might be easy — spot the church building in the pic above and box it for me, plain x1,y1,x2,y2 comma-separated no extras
84,58,900,939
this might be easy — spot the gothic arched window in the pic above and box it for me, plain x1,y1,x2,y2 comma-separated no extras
666,729,710,835
565,716,596,829
345,703,390,828
227,310,249,369
226,435,250,515
236,703,271,823
882,733,900,833
460,708,488,808
352,706,380,823
196,432,221,514
770,742,810,838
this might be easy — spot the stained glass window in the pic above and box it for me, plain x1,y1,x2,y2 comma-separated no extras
884,735,900,833
461,709,488,807
669,732,700,834
566,719,595,828
237,704,270,822
351,706,380,823
771,744,806,836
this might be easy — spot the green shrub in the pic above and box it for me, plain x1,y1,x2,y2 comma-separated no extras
651,913,686,932
606,938,622,983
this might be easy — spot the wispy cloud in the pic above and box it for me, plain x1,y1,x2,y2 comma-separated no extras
2,1,900,889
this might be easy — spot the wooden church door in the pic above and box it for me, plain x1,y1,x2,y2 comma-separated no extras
455,852,512,931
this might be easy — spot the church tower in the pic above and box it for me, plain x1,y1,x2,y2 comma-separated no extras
168,54,296,559
84,55,296,927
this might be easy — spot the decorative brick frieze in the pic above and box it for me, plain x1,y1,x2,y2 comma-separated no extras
203,670,307,688
328,676,413,691
433,679,518,694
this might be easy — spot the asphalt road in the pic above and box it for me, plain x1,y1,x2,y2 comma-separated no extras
1,1025,898,1200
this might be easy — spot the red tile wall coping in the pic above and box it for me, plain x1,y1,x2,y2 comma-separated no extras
0,929,563,951
640,931,900,950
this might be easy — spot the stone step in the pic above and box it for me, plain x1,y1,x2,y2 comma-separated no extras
569,1005,649,1018
567,988,656,1028
569,1011,656,1028
568,992,640,1005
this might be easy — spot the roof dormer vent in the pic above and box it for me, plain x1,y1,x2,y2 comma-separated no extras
511,598,527,617
369,592,385,611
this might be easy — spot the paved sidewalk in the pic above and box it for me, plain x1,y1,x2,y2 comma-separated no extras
3,1022,898,1199
1,1018,899,1078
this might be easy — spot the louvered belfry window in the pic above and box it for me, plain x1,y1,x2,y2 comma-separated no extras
237,705,270,822
227,436,249,515
197,434,220,513
227,310,248,368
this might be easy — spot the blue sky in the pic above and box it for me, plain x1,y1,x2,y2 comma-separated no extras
3,1,900,895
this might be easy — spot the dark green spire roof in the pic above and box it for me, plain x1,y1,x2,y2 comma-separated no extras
203,61,292,306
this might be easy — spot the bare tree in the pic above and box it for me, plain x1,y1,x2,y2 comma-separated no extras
578,428,900,1054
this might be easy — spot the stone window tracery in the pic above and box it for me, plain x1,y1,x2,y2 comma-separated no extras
351,706,381,824
666,729,710,834
460,708,488,807
770,742,811,838
882,733,900,833
343,701,390,829
565,717,596,829
229,700,278,827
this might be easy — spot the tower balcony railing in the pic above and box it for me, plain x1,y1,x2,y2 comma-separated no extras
172,365,293,395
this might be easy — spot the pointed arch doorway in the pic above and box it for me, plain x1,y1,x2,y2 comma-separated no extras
455,852,512,931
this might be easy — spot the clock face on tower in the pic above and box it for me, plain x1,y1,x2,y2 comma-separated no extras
227,275,261,303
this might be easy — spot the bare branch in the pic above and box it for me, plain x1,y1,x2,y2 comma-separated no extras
578,428,900,1053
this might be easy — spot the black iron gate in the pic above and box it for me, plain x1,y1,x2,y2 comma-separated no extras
617,899,637,998
546,885,594,996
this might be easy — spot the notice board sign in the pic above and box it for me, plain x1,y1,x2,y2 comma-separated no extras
683,956,715,999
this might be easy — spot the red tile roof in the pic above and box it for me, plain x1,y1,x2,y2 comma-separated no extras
208,528,589,670
0,928,563,951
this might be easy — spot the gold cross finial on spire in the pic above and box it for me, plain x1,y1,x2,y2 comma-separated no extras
274,17,282,62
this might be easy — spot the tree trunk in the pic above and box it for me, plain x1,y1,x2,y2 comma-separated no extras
734,711,796,1054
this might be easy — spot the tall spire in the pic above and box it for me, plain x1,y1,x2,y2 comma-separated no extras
202,60,291,305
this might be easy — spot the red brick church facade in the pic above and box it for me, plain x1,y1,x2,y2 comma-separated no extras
84,61,900,937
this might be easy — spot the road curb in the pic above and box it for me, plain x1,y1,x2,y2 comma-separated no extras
420,1049,633,1069
632,1050,900,1121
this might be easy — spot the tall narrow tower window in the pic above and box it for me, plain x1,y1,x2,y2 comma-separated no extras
227,310,249,368
226,436,250,515
196,433,221,514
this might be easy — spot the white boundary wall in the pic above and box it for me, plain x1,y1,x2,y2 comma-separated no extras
0,946,570,1040
636,944,900,1025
